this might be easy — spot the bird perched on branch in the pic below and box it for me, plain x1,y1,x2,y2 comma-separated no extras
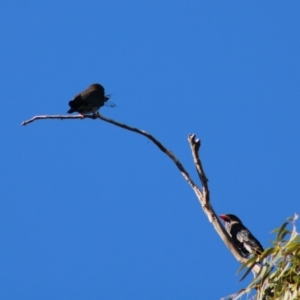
219,214,264,257
67,83,115,115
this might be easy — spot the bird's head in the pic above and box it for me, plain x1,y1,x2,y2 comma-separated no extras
219,214,243,224
87,83,105,94
89,83,104,89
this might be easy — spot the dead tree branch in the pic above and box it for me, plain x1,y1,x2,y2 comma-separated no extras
21,113,201,200
188,134,254,265
21,112,259,272
21,114,98,126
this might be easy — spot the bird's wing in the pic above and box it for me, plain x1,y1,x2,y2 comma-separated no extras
81,89,100,101
69,94,88,106
237,229,264,255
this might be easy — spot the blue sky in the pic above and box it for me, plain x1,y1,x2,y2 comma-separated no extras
1,1,300,299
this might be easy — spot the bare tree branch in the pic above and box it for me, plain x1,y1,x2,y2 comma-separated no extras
21,113,202,200
21,112,260,273
21,114,97,126
188,134,251,265
188,135,209,205
188,135,209,189
96,112,203,200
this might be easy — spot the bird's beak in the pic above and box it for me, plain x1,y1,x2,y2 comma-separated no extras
219,215,228,222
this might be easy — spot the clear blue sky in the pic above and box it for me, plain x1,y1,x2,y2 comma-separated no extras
1,1,300,299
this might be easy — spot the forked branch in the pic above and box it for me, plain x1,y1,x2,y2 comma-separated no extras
21,112,256,269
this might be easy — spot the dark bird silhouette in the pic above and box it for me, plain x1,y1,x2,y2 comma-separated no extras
67,83,114,115
219,214,264,257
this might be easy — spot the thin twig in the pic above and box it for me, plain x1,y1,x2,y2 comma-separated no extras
21,114,96,126
188,135,209,194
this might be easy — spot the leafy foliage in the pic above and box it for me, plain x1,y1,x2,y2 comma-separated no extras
223,214,300,300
